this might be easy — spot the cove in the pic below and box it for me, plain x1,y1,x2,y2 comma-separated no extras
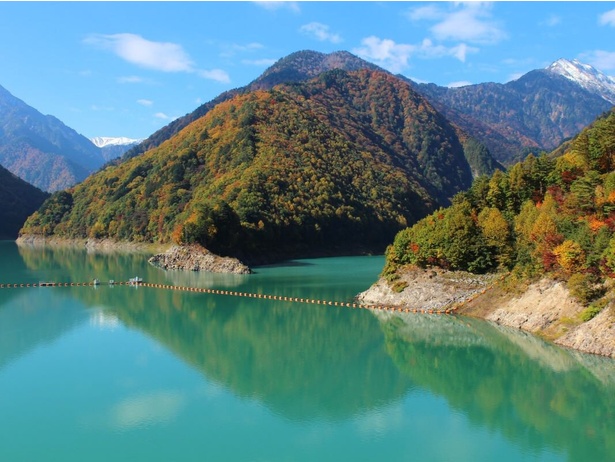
0,241,614,462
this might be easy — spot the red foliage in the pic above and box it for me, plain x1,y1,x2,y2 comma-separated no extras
546,185,565,205
542,250,557,271
560,169,582,186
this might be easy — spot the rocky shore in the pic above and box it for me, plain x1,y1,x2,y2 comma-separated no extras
358,266,615,359
148,245,251,274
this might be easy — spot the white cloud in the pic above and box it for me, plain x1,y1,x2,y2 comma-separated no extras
599,9,615,26
407,4,441,21
220,42,264,58
447,80,473,88
354,36,477,73
254,1,300,13
354,36,415,73
154,112,170,120
242,58,277,66
300,22,342,44
543,14,562,27
118,75,144,84
198,69,231,83
137,99,153,107
85,33,194,72
409,3,506,44
86,33,231,84
580,50,615,71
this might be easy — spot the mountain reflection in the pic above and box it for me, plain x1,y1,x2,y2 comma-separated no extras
9,243,615,461
377,311,615,462
111,292,413,422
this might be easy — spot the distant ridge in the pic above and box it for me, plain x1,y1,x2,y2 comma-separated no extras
409,58,614,164
0,84,105,192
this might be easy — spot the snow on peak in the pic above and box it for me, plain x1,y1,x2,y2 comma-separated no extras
547,58,615,104
91,136,143,148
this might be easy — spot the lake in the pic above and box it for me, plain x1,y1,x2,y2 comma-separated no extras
1,240,614,462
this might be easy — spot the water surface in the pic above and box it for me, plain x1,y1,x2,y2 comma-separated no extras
1,241,614,461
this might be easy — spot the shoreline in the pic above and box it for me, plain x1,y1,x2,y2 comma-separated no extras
13,236,615,358
357,266,615,359
16,235,170,254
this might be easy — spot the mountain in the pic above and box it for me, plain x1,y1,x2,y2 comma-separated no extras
409,59,614,165
118,50,384,163
0,84,108,192
547,58,615,104
91,136,143,162
0,164,48,239
21,69,489,263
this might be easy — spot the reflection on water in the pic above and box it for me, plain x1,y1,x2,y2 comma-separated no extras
1,241,615,461
378,311,615,462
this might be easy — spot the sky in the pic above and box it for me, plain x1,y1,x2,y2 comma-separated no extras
1,1,614,141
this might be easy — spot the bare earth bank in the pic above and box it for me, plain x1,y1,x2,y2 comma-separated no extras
357,266,615,359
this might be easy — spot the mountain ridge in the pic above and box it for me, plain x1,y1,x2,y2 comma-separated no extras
119,50,615,170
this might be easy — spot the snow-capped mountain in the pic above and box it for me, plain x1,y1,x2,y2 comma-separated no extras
547,58,615,104
91,137,144,161
91,136,143,148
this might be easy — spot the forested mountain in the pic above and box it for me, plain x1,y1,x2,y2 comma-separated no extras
385,107,615,307
21,69,491,263
0,84,106,192
0,165,48,239
121,50,613,173
119,50,384,163
410,61,614,165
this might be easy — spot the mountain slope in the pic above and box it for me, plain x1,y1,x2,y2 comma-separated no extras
0,84,105,192
0,165,48,239
409,61,614,164
119,50,384,163
21,69,483,263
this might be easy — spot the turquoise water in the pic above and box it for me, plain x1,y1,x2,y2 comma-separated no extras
1,241,614,461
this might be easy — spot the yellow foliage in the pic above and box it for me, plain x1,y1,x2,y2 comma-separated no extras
553,240,585,273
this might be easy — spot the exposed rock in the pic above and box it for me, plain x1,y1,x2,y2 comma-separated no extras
356,266,496,311
148,245,251,275
556,307,615,358
485,279,580,337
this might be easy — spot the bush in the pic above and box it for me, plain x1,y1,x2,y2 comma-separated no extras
567,273,602,305
579,301,605,322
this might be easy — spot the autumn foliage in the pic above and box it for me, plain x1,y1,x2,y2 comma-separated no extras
20,69,491,263
385,108,615,303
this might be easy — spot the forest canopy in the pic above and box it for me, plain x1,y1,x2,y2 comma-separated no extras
385,108,615,304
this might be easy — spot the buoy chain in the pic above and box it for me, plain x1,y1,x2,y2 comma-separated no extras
0,279,470,316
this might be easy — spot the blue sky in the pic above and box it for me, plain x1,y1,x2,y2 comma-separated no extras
1,1,614,140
